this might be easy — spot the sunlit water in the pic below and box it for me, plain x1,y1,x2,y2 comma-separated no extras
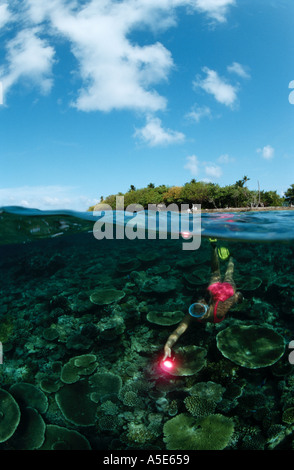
0,206,294,450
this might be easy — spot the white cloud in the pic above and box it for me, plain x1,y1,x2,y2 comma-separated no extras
257,145,275,160
193,67,238,107
0,3,11,29
205,164,222,178
0,185,98,211
0,28,55,96
184,155,199,176
288,80,294,105
217,153,234,163
22,0,175,113
73,42,172,113
134,115,185,146
185,154,225,179
186,104,211,123
0,0,236,111
227,61,250,79
193,0,235,23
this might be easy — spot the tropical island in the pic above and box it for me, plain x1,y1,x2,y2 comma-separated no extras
88,178,294,212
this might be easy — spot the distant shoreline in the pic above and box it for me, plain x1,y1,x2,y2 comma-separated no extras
89,205,294,213
199,206,294,213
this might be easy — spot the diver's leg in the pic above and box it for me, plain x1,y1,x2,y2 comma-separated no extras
210,246,221,284
224,257,236,288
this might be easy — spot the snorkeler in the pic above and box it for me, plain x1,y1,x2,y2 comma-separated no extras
163,243,243,361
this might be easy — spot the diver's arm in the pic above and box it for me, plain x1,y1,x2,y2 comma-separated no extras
163,314,192,360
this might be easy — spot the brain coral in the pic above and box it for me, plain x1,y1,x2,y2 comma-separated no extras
216,325,285,369
163,413,234,450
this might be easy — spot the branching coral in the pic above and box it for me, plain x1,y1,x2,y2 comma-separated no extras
184,395,216,418
126,423,154,444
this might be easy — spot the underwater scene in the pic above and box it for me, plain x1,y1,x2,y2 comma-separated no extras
0,207,294,451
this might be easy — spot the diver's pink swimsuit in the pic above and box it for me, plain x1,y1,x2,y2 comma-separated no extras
207,282,234,323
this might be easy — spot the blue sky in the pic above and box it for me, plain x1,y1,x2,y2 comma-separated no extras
0,0,294,211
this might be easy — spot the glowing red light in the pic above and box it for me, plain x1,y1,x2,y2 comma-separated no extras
162,360,174,370
181,231,192,239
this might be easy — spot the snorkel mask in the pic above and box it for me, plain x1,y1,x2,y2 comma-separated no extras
188,302,208,318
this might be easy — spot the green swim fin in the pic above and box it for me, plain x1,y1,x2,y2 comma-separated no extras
218,246,230,261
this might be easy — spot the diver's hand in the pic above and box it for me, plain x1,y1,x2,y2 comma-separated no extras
163,345,172,361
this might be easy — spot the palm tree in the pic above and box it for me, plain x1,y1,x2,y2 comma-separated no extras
242,175,250,186
235,176,250,188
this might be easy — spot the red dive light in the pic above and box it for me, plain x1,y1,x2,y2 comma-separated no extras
180,231,192,239
161,359,174,371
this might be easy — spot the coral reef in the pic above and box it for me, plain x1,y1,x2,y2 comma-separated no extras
60,354,98,384
90,288,125,305
146,310,185,326
164,345,207,376
163,413,234,450
0,232,294,450
216,325,285,368
0,388,21,443
39,425,91,450
184,395,216,417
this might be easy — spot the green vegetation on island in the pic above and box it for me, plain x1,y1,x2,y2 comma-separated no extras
88,176,291,211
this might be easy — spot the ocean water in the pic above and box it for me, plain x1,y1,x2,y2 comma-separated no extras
0,206,294,451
